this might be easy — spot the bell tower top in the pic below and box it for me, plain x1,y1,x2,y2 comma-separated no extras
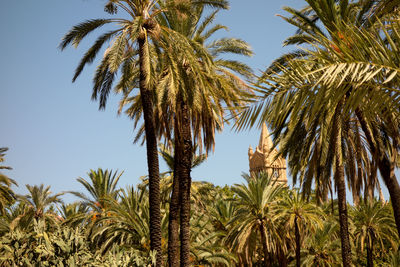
248,123,287,185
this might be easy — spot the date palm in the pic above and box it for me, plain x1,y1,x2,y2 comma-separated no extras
70,168,123,230
0,148,12,171
227,172,284,266
274,189,324,267
237,1,400,265
0,148,17,216
301,220,341,267
117,5,252,265
271,0,400,236
15,184,63,230
58,202,89,228
351,199,398,267
59,1,193,263
160,9,252,266
89,186,166,254
72,168,123,210
61,1,231,264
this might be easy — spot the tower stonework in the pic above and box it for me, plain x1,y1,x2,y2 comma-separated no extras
248,123,287,185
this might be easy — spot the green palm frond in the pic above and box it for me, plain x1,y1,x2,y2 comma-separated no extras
59,19,119,50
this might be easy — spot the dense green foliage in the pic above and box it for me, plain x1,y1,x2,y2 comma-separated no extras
1,167,399,266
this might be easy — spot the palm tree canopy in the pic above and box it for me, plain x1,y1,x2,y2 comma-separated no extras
71,168,123,209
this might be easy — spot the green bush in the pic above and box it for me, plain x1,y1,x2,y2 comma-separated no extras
0,220,156,267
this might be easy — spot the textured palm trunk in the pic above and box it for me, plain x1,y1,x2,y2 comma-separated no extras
294,217,301,267
378,182,385,204
355,108,400,238
366,240,373,267
330,183,335,214
168,124,181,267
177,102,193,267
259,221,270,267
333,100,352,267
138,37,163,267
278,248,288,267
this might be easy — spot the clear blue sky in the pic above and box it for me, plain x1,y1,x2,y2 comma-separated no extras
6,0,382,203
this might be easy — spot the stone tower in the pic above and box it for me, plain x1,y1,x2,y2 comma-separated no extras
248,123,287,184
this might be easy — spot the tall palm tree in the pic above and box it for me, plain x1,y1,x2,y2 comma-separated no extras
227,172,284,266
351,199,398,267
117,5,252,265
59,1,188,263
270,0,400,236
159,8,252,266
274,189,324,267
60,2,230,264
236,1,400,265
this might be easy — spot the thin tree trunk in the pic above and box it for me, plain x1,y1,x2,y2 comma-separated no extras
355,108,400,238
330,181,335,214
295,217,301,267
377,181,385,204
178,101,193,267
138,37,163,267
168,124,181,267
259,221,270,267
366,240,373,267
333,100,352,267
279,248,288,267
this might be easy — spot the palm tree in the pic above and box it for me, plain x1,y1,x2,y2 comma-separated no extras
236,1,400,265
58,202,89,228
0,147,17,216
90,186,152,252
0,148,12,171
70,168,123,228
226,172,284,266
117,5,252,265
301,220,342,267
72,168,122,209
59,1,186,263
15,184,63,229
0,175,16,216
60,2,231,264
274,189,324,267
272,0,400,236
159,8,252,266
351,199,398,267
189,214,237,267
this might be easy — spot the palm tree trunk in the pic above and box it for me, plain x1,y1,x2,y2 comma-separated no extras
330,181,335,214
333,100,352,267
295,217,301,267
259,221,270,267
366,239,373,267
278,247,288,267
377,181,385,204
138,37,163,267
168,123,181,267
355,108,400,238
177,101,193,267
